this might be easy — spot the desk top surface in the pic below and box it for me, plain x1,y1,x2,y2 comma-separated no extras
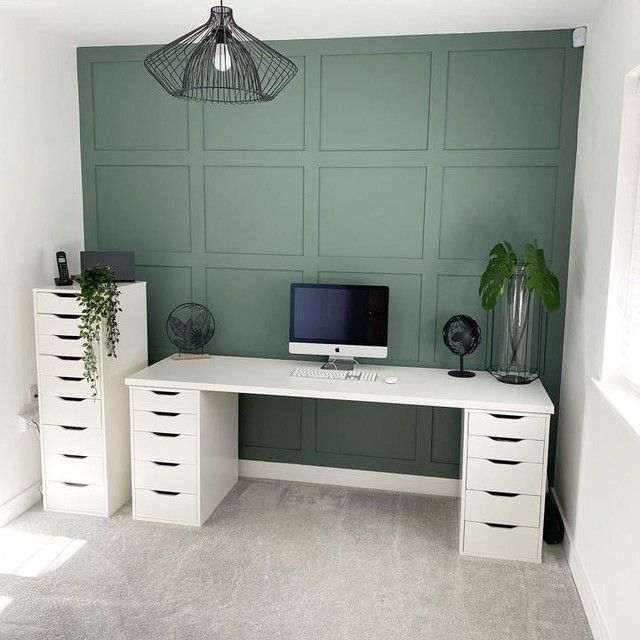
126,356,554,414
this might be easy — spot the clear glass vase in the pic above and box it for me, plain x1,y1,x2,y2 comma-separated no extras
486,265,547,384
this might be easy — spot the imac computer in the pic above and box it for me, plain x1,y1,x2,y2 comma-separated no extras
289,283,389,370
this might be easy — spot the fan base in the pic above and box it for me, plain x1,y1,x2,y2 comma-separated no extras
448,370,475,378
171,353,211,361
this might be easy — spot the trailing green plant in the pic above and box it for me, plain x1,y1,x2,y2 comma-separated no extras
479,240,560,312
75,265,121,396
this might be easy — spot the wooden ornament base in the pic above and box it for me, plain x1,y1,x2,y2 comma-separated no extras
171,353,211,361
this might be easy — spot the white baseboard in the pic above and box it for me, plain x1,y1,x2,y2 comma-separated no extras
551,487,611,640
239,460,460,497
0,482,41,527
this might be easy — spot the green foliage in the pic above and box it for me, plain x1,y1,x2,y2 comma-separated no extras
479,241,517,310
479,240,560,312
75,265,121,396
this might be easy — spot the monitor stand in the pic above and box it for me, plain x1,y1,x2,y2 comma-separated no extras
321,357,356,371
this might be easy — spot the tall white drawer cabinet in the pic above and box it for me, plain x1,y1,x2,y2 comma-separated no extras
129,387,238,526
459,410,551,563
33,283,147,517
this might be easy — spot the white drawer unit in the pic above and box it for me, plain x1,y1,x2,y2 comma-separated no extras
45,453,105,485
134,489,199,525
40,396,102,429
36,313,81,336
460,409,551,563
34,283,148,518
40,375,95,399
132,388,197,414
42,424,104,457
37,334,83,357
130,387,238,526
133,431,197,465
133,410,197,435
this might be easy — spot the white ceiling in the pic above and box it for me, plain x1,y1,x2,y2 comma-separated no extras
0,0,599,46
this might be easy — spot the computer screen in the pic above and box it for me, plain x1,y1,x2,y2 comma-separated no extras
289,284,389,358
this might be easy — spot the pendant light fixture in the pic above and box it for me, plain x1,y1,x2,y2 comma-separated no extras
144,3,297,104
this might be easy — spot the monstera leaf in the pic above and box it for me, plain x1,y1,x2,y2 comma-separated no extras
524,241,560,312
167,315,187,339
479,241,517,310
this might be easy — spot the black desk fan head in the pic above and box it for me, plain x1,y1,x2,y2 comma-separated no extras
442,315,481,378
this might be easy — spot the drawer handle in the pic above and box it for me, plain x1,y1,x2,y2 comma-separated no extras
53,293,77,298
151,432,180,438
62,454,87,459
488,436,523,443
486,491,518,498
152,490,180,496
59,397,86,402
151,461,180,467
58,376,84,382
487,459,521,465
151,390,179,396
54,314,81,319
151,411,179,417
489,414,524,420
55,335,80,341
485,523,517,529
54,355,82,361
62,482,88,487
60,425,86,431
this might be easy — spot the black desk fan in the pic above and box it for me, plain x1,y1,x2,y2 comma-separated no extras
442,315,481,378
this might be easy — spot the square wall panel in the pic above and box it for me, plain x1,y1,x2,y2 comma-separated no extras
135,265,192,352
96,165,191,253
92,61,189,150
206,268,303,356
316,401,417,460
319,167,426,258
445,48,565,149
204,57,305,150
205,167,304,255
431,408,461,465
434,275,487,370
439,166,557,260
319,271,422,362
240,395,302,450
320,53,430,150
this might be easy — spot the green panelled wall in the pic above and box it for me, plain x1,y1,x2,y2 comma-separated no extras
77,30,582,480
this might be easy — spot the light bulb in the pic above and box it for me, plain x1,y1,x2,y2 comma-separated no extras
214,43,231,72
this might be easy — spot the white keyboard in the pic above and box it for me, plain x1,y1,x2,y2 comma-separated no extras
290,368,377,382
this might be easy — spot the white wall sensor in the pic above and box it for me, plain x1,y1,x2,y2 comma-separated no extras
573,27,587,48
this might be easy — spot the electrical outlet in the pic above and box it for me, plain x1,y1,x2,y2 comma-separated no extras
28,384,38,402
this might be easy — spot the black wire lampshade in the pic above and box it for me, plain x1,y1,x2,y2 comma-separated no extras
144,4,298,104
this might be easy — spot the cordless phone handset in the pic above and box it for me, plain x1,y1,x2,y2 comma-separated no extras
54,251,73,286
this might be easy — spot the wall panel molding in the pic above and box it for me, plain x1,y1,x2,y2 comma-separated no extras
78,31,582,479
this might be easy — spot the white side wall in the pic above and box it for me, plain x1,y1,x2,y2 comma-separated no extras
0,16,83,520
556,1,640,638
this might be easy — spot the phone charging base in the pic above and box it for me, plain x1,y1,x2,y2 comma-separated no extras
54,277,73,286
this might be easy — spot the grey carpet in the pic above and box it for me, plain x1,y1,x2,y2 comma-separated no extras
0,479,592,640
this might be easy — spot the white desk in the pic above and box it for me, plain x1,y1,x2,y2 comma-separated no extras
125,355,554,562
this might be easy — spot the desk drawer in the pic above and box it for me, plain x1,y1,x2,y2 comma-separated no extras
45,453,104,485
467,435,544,463
135,489,198,525
40,375,94,399
133,431,197,464
42,424,103,456
45,481,105,515
132,388,197,414
468,412,546,441
466,458,543,495
38,355,85,378
37,334,83,357
35,292,81,315
40,397,102,429
134,460,197,494
463,521,540,562
36,313,81,336
133,410,197,436
464,490,541,528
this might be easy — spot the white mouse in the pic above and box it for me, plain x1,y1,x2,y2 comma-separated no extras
384,376,398,385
